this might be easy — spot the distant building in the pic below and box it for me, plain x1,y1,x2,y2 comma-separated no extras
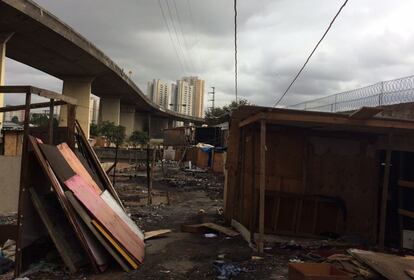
146,79,170,109
182,76,205,118
4,108,25,123
89,95,99,124
172,80,193,116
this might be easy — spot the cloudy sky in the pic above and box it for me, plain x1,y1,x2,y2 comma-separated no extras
5,0,414,108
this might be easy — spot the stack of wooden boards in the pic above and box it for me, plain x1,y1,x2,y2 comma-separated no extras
21,132,145,273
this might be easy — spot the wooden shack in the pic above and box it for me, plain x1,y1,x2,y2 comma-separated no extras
225,106,414,251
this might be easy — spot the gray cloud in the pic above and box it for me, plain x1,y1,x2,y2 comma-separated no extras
5,0,414,110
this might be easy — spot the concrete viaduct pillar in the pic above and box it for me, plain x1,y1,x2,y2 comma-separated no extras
99,97,120,125
120,104,135,136
59,77,93,137
0,33,14,128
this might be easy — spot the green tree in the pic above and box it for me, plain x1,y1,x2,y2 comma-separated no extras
90,123,100,137
11,116,19,124
204,98,251,125
30,113,58,127
129,130,149,148
99,121,126,185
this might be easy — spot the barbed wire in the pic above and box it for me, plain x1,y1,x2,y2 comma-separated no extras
286,75,414,112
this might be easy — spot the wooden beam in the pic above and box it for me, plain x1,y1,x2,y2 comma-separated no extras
238,112,265,128
243,110,414,131
258,119,266,253
398,209,414,219
399,180,414,189
0,86,77,104
29,188,80,273
349,107,383,120
379,148,392,248
0,100,66,113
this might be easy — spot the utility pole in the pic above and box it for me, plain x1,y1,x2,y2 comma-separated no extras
208,86,215,111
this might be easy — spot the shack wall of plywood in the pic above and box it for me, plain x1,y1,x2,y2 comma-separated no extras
226,123,380,241
4,131,23,156
0,156,21,213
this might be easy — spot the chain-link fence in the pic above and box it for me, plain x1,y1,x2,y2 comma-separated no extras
286,75,414,112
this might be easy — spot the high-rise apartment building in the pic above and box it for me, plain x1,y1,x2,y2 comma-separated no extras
171,80,193,116
146,79,170,109
182,76,205,118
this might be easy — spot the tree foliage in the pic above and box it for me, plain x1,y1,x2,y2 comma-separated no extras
99,121,126,147
129,130,149,147
90,123,100,137
11,116,19,124
204,98,251,125
30,113,58,127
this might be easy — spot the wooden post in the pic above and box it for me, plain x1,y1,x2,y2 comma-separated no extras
148,147,156,205
15,91,31,276
258,120,266,253
379,145,392,249
146,114,151,200
66,104,76,149
48,99,54,144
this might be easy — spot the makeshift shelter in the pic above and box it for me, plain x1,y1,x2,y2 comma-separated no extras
225,105,414,252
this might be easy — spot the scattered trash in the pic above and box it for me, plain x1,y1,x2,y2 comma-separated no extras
204,233,218,238
251,256,263,260
289,257,303,263
213,260,246,279
144,229,172,240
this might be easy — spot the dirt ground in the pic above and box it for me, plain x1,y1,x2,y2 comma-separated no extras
1,166,375,280
2,167,291,280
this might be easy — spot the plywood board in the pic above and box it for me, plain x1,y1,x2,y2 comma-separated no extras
144,229,172,240
92,220,138,269
100,190,144,241
65,175,145,263
65,191,131,272
57,143,102,194
349,249,414,280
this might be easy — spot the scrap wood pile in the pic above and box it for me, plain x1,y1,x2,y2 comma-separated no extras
16,124,146,276
286,246,414,279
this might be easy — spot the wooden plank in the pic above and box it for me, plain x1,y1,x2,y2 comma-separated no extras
258,119,266,253
92,220,138,269
0,86,76,104
26,137,99,273
239,109,414,131
144,229,172,240
202,223,239,237
75,121,125,210
100,190,144,241
349,107,383,120
349,249,414,280
0,100,66,113
64,175,145,263
29,188,81,273
231,219,251,245
65,191,131,272
399,209,414,219
399,180,414,189
39,143,76,182
379,148,392,248
57,143,102,194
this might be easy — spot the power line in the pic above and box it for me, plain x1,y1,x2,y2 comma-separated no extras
273,0,349,107
165,0,191,73
172,0,196,72
234,0,238,103
157,0,186,74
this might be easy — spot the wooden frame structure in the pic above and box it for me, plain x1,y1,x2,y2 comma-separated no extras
0,86,78,274
225,106,414,252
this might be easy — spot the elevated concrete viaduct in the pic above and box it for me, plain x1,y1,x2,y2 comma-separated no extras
0,0,203,138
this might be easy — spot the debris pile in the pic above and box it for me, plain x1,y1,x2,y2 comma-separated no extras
15,123,145,277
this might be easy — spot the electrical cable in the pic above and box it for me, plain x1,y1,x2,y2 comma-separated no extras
273,0,349,107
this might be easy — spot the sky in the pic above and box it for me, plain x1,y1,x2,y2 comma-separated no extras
5,0,414,109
